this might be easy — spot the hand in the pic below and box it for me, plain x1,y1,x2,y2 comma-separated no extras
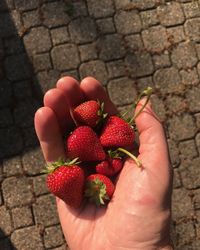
34,77,173,250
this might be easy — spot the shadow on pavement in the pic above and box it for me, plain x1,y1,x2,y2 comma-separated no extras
0,229,16,250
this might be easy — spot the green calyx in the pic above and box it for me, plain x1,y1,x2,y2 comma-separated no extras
96,100,108,125
42,157,81,174
84,178,110,206
107,149,122,159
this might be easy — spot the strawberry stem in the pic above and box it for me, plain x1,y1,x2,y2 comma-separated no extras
117,148,141,167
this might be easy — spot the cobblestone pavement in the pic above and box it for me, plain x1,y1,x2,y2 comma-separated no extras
0,0,200,249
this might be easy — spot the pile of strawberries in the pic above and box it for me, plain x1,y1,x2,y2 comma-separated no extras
45,87,152,208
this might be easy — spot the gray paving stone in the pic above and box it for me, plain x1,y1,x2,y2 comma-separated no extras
153,52,171,69
157,2,185,27
33,174,48,196
151,94,166,122
166,95,187,115
11,206,33,229
5,53,32,81
97,34,125,61
193,189,200,210
142,26,170,53
107,77,137,106
114,0,158,10
179,140,198,160
195,113,200,129
2,176,33,208
0,206,12,238
60,70,79,81
50,27,70,46
79,60,108,86
154,67,182,94
23,27,52,55
22,126,39,148
171,42,198,69
70,1,88,17
33,53,52,72
51,44,80,71
175,220,196,246
44,225,64,248
195,43,200,60
173,169,182,188
185,18,200,42
69,17,97,44
79,43,98,62
11,226,44,250
87,0,114,18
124,34,144,52
22,148,45,176
140,9,159,28
125,52,154,78
106,60,126,79
14,0,39,11
167,139,180,167
185,86,200,113
10,10,22,35
114,10,142,35
33,194,59,226
195,133,200,154
13,80,32,100
180,68,199,86
22,9,41,29
182,1,200,18
53,244,69,250
96,18,115,34
166,26,186,45
0,0,14,10
3,156,23,177
0,108,13,128
41,1,70,28
0,12,17,37
168,113,197,141
4,36,25,55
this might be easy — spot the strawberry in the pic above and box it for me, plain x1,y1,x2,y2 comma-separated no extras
96,156,123,176
85,174,115,205
73,100,107,127
99,116,135,148
66,126,106,162
45,158,85,208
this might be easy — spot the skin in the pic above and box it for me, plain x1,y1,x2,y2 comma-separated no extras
34,76,173,250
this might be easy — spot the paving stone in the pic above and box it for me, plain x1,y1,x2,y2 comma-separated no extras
153,52,171,69
0,0,14,11
14,99,39,128
166,95,187,115
14,0,39,11
142,26,170,53
96,18,115,34
4,36,25,55
166,26,186,45
22,126,39,148
70,1,88,17
0,108,13,127
180,68,199,86
136,76,154,92
185,18,200,42
87,0,114,18
114,0,158,10
3,156,23,177
193,189,200,210
173,169,182,188
22,9,42,29
23,27,52,55
0,127,23,159
33,174,48,196
11,226,43,250
60,70,79,80
182,1,200,18
107,77,137,106
68,17,97,44
167,139,180,167
157,2,185,27
79,43,98,62
51,44,80,71
0,237,12,250
41,1,70,28
10,10,22,35
0,206,12,237
11,206,33,229
33,194,59,226
195,113,200,129
2,176,33,208
33,53,52,72
179,140,198,160
125,52,154,78
13,80,32,100
53,244,69,250
124,34,144,52
140,9,159,28
0,191,3,206
106,60,126,79
44,225,64,248
50,27,70,46
185,86,200,113
79,60,108,86
5,53,32,81
195,43,200,60
0,12,17,37
22,148,45,176
97,34,125,61
172,188,193,219
195,133,200,154
175,220,196,246
151,94,166,122
114,10,142,35
171,42,198,70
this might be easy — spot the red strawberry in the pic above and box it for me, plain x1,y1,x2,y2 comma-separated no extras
46,159,85,208
66,126,106,162
96,157,123,176
73,100,107,127
100,116,135,148
84,174,115,205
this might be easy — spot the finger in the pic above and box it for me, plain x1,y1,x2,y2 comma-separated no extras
56,76,85,108
34,107,66,162
43,88,73,133
80,76,118,115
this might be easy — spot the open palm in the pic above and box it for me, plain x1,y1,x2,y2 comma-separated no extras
34,77,173,250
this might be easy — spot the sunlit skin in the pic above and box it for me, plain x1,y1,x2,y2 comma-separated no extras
34,76,173,250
